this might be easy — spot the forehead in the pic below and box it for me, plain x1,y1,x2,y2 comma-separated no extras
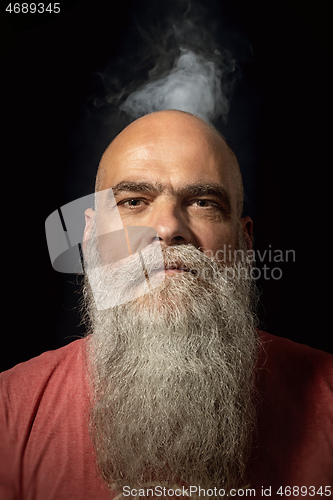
98,120,237,199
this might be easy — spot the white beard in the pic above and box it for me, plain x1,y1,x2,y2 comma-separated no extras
82,231,260,497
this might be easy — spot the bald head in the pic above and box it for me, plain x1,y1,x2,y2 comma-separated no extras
96,110,244,216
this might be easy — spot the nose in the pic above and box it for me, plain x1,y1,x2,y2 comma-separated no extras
150,202,192,246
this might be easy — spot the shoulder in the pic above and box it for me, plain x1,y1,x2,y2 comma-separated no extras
256,330,333,404
249,333,333,487
0,338,90,425
257,330,333,371
0,337,104,499
253,332,333,486
1,337,88,384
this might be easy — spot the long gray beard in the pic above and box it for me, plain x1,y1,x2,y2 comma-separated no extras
82,239,260,496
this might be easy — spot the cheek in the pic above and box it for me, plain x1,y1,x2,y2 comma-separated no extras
194,221,239,258
93,215,129,265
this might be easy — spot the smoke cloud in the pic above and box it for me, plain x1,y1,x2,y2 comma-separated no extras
120,47,234,123
93,0,249,125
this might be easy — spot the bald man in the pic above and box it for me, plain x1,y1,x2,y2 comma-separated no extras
1,111,333,500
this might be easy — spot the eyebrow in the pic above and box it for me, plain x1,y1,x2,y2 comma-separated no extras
111,181,164,195
109,180,232,213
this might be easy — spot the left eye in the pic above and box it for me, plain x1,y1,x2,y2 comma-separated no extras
192,200,217,208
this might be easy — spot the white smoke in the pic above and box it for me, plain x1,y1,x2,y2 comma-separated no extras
93,1,249,126
120,48,232,123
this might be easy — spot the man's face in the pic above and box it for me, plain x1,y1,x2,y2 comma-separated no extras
84,111,252,267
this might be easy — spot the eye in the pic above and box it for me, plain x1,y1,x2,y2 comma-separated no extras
191,199,219,208
126,199,142,207
118,198,146,208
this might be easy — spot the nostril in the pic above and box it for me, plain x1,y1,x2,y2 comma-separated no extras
153,234,184,245
172,235,186,244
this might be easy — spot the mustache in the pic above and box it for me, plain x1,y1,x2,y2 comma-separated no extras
125,242,221,278
87,236,221,279
85,242,219,311
143,243,214,273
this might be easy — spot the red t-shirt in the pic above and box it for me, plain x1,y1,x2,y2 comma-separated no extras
1,332,332,500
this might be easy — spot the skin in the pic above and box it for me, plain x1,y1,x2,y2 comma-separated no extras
83,110,253,266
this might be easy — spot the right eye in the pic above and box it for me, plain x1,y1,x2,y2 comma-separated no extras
118,198,147,208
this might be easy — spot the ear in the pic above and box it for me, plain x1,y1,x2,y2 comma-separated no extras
241,216,253,250
82,208,96,257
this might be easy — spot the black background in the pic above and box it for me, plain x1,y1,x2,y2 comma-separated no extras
1,0,331,371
